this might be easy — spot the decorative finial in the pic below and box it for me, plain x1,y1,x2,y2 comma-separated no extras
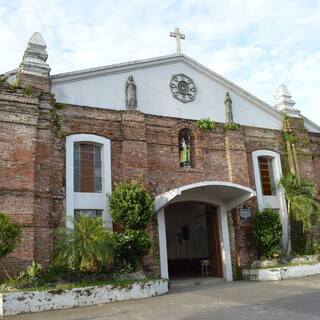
274,84,300,118
170,28,185,54
19,32,51,77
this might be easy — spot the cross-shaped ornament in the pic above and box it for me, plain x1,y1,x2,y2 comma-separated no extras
170,27,185,54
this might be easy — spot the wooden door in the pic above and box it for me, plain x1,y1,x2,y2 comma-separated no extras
205,206,223,277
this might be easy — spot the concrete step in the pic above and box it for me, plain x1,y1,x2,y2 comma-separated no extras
169,277,224,289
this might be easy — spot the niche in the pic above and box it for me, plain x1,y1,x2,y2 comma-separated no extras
178,128,195,168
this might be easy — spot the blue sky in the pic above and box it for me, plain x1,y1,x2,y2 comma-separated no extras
0,0,320,124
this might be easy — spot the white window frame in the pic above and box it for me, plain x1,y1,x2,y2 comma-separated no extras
252,150,288,248
66,134,112,229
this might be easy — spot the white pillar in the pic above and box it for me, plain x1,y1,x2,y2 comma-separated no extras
219,205,233,282
157,208,169,279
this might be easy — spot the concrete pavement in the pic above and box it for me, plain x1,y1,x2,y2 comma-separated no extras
8,275,320,320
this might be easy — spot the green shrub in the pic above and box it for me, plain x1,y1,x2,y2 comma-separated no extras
223,122,240,132
306,236,320,255
0,213,21,257
253,208,282,259
113,230,152,272
197,118,215,130
109,181,153,230
16,261,43,288
283,132,296,145
53,216,114,272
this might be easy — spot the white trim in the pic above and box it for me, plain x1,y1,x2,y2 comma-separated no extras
66,134,112,229
157,208,169,279
252,150,288,248
219,204,233,282
302,115,320,133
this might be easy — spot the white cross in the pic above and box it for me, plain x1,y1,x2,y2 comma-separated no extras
170,27,185,54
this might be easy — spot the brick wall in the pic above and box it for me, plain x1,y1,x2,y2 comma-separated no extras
1,74,320,277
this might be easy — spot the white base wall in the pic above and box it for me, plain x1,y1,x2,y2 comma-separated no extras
243,263,320,281
0,279,168,317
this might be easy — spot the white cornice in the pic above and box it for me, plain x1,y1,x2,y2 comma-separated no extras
302,115,320,133
51,54,182,83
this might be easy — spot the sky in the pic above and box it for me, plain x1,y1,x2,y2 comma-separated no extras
0,0,320,125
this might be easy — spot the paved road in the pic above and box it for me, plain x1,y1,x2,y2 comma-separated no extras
9,275,320,320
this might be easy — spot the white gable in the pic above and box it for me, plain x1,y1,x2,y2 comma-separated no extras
51,55,319,132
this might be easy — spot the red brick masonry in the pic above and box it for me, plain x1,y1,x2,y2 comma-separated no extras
0,75,319,277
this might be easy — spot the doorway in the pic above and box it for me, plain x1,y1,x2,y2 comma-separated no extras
165,201,223,279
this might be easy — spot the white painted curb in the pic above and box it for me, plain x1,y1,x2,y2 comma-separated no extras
242,263,320,281
0,279,168,317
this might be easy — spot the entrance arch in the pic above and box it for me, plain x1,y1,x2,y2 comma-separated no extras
154,181,255,282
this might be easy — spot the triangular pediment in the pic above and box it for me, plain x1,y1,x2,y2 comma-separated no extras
51,55,319,132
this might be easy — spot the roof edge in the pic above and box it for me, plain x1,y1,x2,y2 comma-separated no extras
51,54,181,81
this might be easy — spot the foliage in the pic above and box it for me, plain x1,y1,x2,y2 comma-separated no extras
9,78,20,92
253,208,282,259
279,172,320,255
305,236,320,255
279,173,320,232
0,275,151,293
13,262,43,288
109,181,153,230
283,132,296,145
0,213,22,257
22,86,32,96
197,118,215,130
50,102,65,138
112,230,152,271
53,216,114,272
223,122,240,132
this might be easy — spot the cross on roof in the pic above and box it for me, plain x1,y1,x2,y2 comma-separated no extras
170,27,185,54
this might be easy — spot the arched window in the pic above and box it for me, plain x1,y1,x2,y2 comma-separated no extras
178,128,195,168
66,134,112,229
252,150,288,248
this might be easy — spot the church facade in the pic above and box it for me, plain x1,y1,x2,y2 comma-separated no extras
1,33,320,281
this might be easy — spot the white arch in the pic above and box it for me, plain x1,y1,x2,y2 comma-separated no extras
155,181,256,282
154,180,255,213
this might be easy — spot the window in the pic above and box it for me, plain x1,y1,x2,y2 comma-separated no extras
258,156,276,196
74,143,102,193
66,134,112,230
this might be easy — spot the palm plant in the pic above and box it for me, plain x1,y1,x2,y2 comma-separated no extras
279,173,320,255
54,216,114,272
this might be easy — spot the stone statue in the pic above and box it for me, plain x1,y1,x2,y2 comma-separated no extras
179,137,191,167
224,92,233,123
125,75,137,110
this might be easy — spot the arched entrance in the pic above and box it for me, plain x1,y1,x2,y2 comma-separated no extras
154,181,256,282
165,201,223,279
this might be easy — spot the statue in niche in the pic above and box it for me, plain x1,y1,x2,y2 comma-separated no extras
224,91,233,123
179,136,191,167
125,75,137,110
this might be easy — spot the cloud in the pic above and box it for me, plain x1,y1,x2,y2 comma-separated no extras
0,0,319,124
